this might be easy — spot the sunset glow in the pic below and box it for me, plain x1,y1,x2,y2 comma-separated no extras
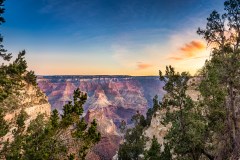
2,0,224,76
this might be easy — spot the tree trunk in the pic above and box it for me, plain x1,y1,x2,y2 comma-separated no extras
201,149,214,160
226,99,235,150
229,83,239,149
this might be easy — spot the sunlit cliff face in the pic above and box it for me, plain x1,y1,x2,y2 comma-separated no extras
37,76,165,114
37,76,165,131
37,75,165,159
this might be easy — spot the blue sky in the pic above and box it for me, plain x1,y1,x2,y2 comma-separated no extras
2,0,224,75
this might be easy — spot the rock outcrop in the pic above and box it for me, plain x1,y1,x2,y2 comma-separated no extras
144,77,201,151
2,83,51,142
144,109,171,151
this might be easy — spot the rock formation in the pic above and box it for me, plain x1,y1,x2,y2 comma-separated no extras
1,83,51,142
37,75,165,159
144,77,201,151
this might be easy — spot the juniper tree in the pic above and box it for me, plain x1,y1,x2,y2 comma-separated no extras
2,89,101,160
0,108,8,152
156,1,240,159
159,66,212,160
118,112,147,160
146,95,161,126
0,0,11,61
0,0,36,102
23,89,100,160
0,1,101,159
198,0,240,158
145,136,161,160
4,110,28,160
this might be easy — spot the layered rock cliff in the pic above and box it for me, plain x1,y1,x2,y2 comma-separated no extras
37,76,165,129
37,75,165,159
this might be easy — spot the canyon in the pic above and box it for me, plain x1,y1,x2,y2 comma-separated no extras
37,75,165,159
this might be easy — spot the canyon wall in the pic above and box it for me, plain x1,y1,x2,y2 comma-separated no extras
37,75,165,159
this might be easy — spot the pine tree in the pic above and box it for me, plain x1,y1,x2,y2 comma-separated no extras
0,0,11,61
156,1,240,159
50,109,60,128
0,0,36,102
145,136,161,160
197,0,240,158
146,95,161,126
0,1,101,159
4,110,28,160
159,66,212,159
0,107,9,157
1,89,101,160
23,89,101,160
118,112,147,160
0,108,8,138
24,70,37,86
23,114,66,160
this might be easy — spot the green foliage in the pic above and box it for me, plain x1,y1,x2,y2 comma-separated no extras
1,89,101,160
62,89,86,127
50,109,60,128
145,136,161,160
145,140,172,160
159,143,172,160
74,118,87,138
0,108,8,138
68,154,75,160
77,119,101,159
23,114,66,160
16,110,28,129
118,112,147,160
0,0,12,61
118,126,146,160
0,0,5,24
159,66,211,159
4,110,28,160
8,50,27,76
0,0,37,102
153,1,240,159
139,115,147,127
0,1,100,159
87,119,101,143
24,70,37,86
146,95,161,126
197,0,240,158
0,50,38,102
118,96,162,160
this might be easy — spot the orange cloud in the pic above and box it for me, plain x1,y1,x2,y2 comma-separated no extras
168,57,183,61
169,40,205,61
137,62,152,70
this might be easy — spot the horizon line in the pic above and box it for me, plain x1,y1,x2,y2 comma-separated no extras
37,74,160,77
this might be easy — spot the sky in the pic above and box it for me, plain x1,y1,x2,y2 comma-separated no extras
1,0,225,76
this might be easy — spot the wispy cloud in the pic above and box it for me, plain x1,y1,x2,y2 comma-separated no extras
168,57,183,60
110,27,209,75
137,62,153,70
169,40,206,60
180,40,205,55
